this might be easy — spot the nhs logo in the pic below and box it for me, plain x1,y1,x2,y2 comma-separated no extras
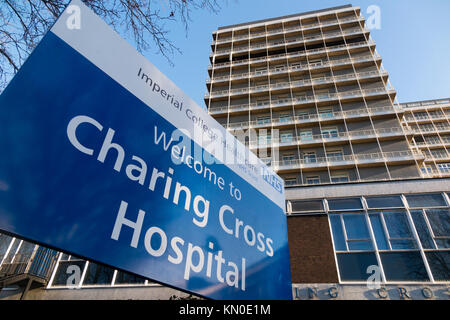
262,167,283,194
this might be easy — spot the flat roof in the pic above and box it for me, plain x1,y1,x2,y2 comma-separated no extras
217,4,353,31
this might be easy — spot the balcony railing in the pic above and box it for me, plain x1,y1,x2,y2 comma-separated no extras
403,113,449,123
213,16,364,44
416,141,450,148
212,27,370,56
265,150,423,171
211,88,395,119
206,54,380,86
247,127,410,149
0,247,58,284
209,40,375,71
207,70,386,98
411,126,450,134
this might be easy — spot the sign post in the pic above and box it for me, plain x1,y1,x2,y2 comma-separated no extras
0,0,292,300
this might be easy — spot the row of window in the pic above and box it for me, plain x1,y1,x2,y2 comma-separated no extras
289,193,449,214
323,193,449,282
50,255,149,287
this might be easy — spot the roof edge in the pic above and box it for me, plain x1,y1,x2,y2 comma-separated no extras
217,4,354,31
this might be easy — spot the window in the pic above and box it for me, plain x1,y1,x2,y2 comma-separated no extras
369,213,389,250
114,271,146,285
328,198,363,211
256,116,271,125
282,153,295,161
327,193,450,284
303,151,316,163
309,59,322,65
342,214,373,250
438,163,450,173
284,178,297,186
306,176,320,185
431,149,448,159
425,251,450,281
51,257,86,287
1,238,20,264
83,262,115,285
331,173,349,183
336,252,379,281
327,149,344,161
279,114,292,122
321,127,339,138
410,210,435,249
299,129,313,141
318,107,333,118
315,89,331,100
280,132,293,143
421,166,433,175
291,199,324,213
382,210,417,249
256,99,270,107
296,111,310,120
425,209,450,248
406,193,447,208
258,134,271,145
0,234,13,262
380,252,429,281
366,196,404,209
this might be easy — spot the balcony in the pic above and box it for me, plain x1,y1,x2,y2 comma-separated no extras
208,40,375,71
266,150,423,172
212,27,370,56
211,88,395,120
411,126,450,135
247,127,410,150
212,16,364,45
206,54,380,87
206,70,387,100
403,113,449,123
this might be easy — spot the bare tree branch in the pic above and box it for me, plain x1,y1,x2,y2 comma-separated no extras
0,0,224,91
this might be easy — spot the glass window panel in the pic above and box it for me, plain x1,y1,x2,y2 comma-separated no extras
60,253,70,261
425,251,450,281
380,252,429,281
329,215,346,251
336,252,378,281
285,178,297,186
366,196,403,209
3,239,20,264
306,176,320,185
435,239,450,249
425,209,450,237
369,214,389,250
328,198,363,211
342,214,370,240
291,200,324,212
14,241,36,263
51,260,86,286
406,193,446,208
382,211,413,239
83,262,115,285
347,240,373,251
0,234,13,258
114,271,146,285
410,210,435,249
389,239,417,250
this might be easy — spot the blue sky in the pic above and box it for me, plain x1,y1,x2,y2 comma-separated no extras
142,0,450,108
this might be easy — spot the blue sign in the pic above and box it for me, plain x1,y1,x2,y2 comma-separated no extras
0,0,292,299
